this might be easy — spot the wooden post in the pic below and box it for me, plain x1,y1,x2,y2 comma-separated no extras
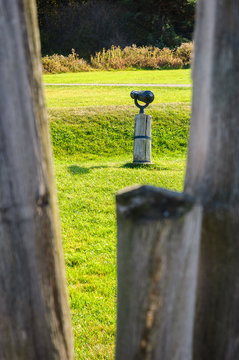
184,0,239,358
116,186,202,360
133,114,152,164
0,0,73,358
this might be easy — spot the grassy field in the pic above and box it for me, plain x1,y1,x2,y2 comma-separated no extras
50,105,190,157
56,154,186,359
45,86,192,108
47,69,191,359
43,69,192,85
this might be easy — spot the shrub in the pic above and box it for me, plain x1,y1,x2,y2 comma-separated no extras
175,42,193,67
42,50,90,74
42,43,193,73
90,44,188,70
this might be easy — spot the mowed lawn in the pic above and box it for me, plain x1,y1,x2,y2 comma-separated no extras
56,155,186,359
43,68,192,85
45,85,191,108
46,69,191,359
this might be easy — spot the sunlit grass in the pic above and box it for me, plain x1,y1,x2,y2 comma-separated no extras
43,69,191,85
54,154,186,359
45,85,191,108
46,75,191,358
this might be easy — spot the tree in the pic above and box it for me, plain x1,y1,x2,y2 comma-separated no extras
114,0,196,47
38,0,129,57
0,1,73,358
37,0,196,56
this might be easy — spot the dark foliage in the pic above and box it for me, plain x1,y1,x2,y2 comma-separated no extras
37,0,196,57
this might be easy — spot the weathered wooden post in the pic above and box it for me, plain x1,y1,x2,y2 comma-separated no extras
0,0,73,358
184,0,239,359
116,186,202,360
131,91,154,164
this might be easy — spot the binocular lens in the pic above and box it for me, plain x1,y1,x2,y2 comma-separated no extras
130,90,154,104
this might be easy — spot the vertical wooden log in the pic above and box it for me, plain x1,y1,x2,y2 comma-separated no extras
0,0,73,358
116,186,202,360
133,114,152,163
184,0,239,359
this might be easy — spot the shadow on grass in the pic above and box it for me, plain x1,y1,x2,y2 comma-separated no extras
68,165,109,175
68,163,171,175
122,163,169,171
68,166,89,175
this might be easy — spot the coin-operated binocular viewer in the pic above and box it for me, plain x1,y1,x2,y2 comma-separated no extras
130,90,154,164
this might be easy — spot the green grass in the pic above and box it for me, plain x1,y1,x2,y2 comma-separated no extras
43,69,192,85
45,70,191,358
49,105,190,157
45,85,192,108
47,97,190,358
55,154,186,359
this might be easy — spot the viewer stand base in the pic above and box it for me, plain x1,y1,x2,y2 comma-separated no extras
133,114,152,164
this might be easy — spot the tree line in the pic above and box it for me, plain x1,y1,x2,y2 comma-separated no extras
37,0,196,58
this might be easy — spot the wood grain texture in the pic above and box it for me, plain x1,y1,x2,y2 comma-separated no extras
116,186,202,360
0,0,73,358
184,0,239,358
133,114,151,163
185,0,239,203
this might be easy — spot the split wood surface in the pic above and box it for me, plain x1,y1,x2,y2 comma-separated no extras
0,0,73,358
116,186,201,360
185,0,239,358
